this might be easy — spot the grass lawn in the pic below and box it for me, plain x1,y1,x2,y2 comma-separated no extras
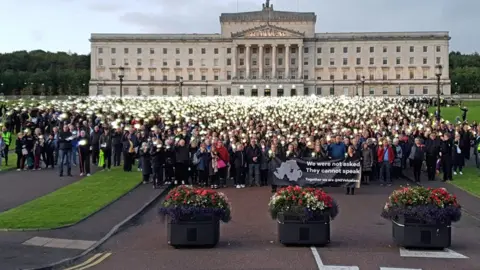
0,168,141,229
0,152,17,172
428,101,480,123
447,167,480,198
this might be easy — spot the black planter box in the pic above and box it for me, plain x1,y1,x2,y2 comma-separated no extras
277,212,330,246
167,215,220,248
392,215,451,249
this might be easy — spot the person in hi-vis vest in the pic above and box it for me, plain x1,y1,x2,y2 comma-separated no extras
1,126,12,166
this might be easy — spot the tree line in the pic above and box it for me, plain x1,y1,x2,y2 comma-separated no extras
0,50,479,96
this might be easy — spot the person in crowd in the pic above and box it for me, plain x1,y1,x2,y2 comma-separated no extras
189,140,199,185
195,142,210,187
139,142,152,184
123,131,135,172
259,140,269,186
425,132,440,181
378,138,394,186
452,132,465,175
99,128,112,171
33,135,44,170
409,137,426,183
58,125,73,177
392,138,403,180
328,135,346,160
0,133,4,171
245,138,261,187
361,142,373,185
215,141,230,188
345,145,358,195
45,133,55,169
112,127,123,167
15,132,24,171
1,126,12,166
174,139,190,185
90,125,101,165
151,140,165,188
209,145,220,189
164,140,175,184
475,125,480,174
440,133,454,182
233,142,247,189
78,130,91,176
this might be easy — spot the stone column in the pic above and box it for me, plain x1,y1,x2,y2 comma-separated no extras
285,44,290,79
232,45,237,79
298,44,303,80
259,45,264,79
272,44,277,79
246,45,251,79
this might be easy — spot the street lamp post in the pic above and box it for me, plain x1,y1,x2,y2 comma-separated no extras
435,65,443,122
361,76,365,97
118,66,125,98
178,77,184,97
0,82,4,95
205,80,208,96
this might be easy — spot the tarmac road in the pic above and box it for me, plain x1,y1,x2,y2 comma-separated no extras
84,180,480,270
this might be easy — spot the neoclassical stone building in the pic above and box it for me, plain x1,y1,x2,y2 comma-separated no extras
89,2,451,97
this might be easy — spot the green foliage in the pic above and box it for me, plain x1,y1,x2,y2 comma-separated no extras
450,51,480,94
0,50,90,96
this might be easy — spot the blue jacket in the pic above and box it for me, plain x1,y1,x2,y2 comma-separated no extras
328,143,346,159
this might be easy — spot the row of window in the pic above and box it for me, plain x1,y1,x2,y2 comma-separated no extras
98,45,442,55
98,85,436,97
97,56,442,68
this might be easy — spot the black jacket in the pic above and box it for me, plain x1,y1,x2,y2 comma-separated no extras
58,131,73,150
245,144,261,164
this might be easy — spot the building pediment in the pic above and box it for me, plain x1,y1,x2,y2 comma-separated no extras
232,24,304,38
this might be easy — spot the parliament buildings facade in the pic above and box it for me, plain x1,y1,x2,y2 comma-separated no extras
89,3,451,97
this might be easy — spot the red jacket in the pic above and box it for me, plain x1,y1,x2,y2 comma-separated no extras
216,146,230,164
377,145,395,164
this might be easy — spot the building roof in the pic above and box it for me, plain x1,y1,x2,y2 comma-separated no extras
314,31,450,41
220,5,316,23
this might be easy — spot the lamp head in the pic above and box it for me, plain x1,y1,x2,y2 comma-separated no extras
119,66,125,77
435,65,443,77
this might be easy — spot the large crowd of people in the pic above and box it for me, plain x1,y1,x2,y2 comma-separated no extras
0,96,478,194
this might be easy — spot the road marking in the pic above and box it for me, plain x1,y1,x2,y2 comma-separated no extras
75,252,112,270
310,246,359,270
399,248,468,259
64,253,104,270
380,267,422,270
310,246,324,266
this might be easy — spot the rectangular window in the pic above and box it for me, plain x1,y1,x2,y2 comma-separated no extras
304,47,309,54
396,46,401,53
343,74,348,80
369,74,374,80
409,57,414,65
124,48,129,54
176,48,180,54
188,73,193,80
214,59,219,66
226,87,231,95
317,47,322,54
436,46,441,52
396,58,401,65
369,87,374,95
303,71,308,80
303,87,309,95
370,47,374,53
124,59,129,66
304,57,308,66
410,46,414,52
278,58,283,66
383,47,387,53
149,87,154,95
98,48,103,54
163,59,167,66
98,58,103,66
201,48,206,54
410,71,414,79
317,58,322,66
227,58,231,66
356,58,361,65
137,75,142,80
137,48,142,54
383,87,388,95
330,58,335,66
189,48,193,54
163,75,167,81
383,58,388,65
150,48,154,54
423,46,428,52
214,48,219,54
111,59,116,66
436,57,441,64
162,88,168,95
343,58,348,65
343,47,348,53
150,75,155,81
239,88,245,96
213,87,219,95
330,74,334,80
111,48,116,54
111,73,116,80
423,58,427,65
137,59,142,66
188,59,193,66
356,47,361,53
369,58,374,65
227,71,232,80
329,87,334,96
316,87,322,95
239,58,245,66
409,87,415,95
176,59,180,66
227,48,231,54
383,74,387,80
163,48,168,54
330,47,335,53
423,87,428,95
396,73,401,79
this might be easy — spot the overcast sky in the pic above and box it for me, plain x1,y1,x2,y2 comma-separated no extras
1,0,478,54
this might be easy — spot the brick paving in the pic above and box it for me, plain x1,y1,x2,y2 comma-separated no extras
88,180,480,270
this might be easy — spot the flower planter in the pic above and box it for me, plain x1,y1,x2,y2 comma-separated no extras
277,212,330,246
392,214,451,249
167,214,220,248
